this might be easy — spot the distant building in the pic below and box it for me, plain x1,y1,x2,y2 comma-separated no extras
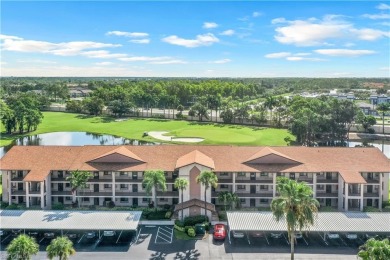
370,94,390,106
69,88,92,98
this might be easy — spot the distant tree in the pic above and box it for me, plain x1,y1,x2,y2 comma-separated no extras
108,99,133,117
0,100,15,134
356,111,376,133
189,102,209,122
377,103,390,135
66,100,84,113
6,234,39,260
220,108,234,124
142,170,167,210
46,236,76,260
66,170,92,207
83,96,104,116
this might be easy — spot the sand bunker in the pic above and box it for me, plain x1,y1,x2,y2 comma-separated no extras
148,131,204,143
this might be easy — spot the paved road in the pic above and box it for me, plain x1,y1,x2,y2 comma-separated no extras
1,226,358,260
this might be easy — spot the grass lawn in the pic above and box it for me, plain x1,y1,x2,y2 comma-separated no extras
0,184,2,196
0,112,294,147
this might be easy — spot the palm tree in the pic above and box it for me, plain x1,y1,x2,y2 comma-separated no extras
229,192,240,210
377,103,390,135
264,96,277,122
358,238,390,260
6,234,39,260
143,170,167,210
196,171,218,219
66,170,92,208
218,191,232,211
174,177,189,221
271,177,319,260
46,236,76,260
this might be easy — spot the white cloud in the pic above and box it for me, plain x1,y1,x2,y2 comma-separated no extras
252,12,262,17
81,50,127,59
0,34,23,40
315,49,376,57
118,56,172,62
95,62,114,66
209,59,231,64
295,53,311,56
264,52,291,58
271,18,287,24
220,30,235,36
203,22,218,29
149,59,187,65
1,35,121,57
350,28,389,40
162,33,219,48
106,31,149,38
274,18,351,46
17,59,57,64
286,56,325,61
380,67,390,71
362,13,390,20
129,39,150,44
376,3,390,10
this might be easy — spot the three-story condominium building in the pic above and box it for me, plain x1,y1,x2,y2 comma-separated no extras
1,145,389,218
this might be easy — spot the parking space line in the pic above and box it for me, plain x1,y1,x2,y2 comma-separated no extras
1,234,11,243
246,232,251,245
77,234,85,244
283,233,289,245
116,230,123,244
264,234,270,245
133,228,142,245
39,237,45,243
155,226,174,244
302,236,309,246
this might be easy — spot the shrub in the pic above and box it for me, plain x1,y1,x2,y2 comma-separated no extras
383,206,390,212
184,226,194,232
162,204,171,210
174,224,185,232
175,219,184,227
165,211,172,219
183,215,208,226
107,201,115,208
6,204,20,210
52,203,65,210
147,210,167,220
363,206,381,212
187,227,196,237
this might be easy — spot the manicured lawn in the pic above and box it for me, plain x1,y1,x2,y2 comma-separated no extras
0,112,294,147
0,184,2,196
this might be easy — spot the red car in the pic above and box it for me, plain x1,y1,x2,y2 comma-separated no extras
213,224,227,241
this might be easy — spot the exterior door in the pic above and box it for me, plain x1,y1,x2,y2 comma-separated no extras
289,173,295,180
94,198,99,206
250,199,256,207
94,184,99,192
94,172,99,179
132,172,138,180
250,185,256,194
18,183,23,190
250,173,256,181
367,185,373,193
133,184,138,192
326,198,331,206
367,199,372,207
326,173,332,180
58,197,64,204
58,183,63,191
132,198,138,206
326,185,332,193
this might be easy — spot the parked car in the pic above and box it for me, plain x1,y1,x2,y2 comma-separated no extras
27,231,39,238
103,231,116,237
232,231,245,238
0,230,6,236
213,224,226,241
250,231,263,238
65,233,79,240
270,232,283,239
85,231,96,239
326,232,340,239
346,233,357,240
294,232,303,239
44,232,55,239
11,229,21,236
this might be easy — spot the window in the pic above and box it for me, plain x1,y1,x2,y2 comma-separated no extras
220,172,228,176
318,185,325,190
277,173,283,176
300,173,308,177
83,198,90,202
237,185,246,190
65,197,72,201
260,173,268,177
132,172,138,178
260,185,268,190
238,172,246,177
120,172,127,176
240,199,246,204
120,198,129,202
159,198,168,202
142,198,149,202
260,199,268,203
104,184,112,189
12,196,16,200
104,171,110,175
120,184,128,189
220,184,228,189
65,183,70,188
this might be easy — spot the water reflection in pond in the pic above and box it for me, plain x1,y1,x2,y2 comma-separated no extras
0,132,156,158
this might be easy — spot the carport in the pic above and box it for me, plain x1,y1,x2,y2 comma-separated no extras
0,210,142,245
227,211,390,245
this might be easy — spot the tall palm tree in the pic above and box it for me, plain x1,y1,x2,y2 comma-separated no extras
143,170,167,210
358,238,390,260
196,171,218,220
229,192,240,210
377,103,390,135
174,177,189,221
271,177,319,260
264,96,277,122
6,234,39,260
66,170,92,208
218,191,232,211
46,236,76,260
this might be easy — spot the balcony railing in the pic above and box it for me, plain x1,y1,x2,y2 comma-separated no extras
317,178,338,183
316,192,338,198
364,192,380,197
235,179,273,184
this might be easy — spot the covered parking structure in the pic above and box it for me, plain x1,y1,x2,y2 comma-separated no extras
0,210,142,245
227,211,390,245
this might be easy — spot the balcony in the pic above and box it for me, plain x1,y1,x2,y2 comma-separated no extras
116,191,147,197
365,178,380,184
157,191,179,197
235,193,272,198
317,178,338,184
297,178,313,184
51,177,67,182
236,179,273,184
11,177,24,182
78,191,112,197
87,178,113,183
29,190,41,195
12,190,26,195
218,178,233,184
364,192,380,197
316,192,338,198
52,191,72,196
115,178,143,183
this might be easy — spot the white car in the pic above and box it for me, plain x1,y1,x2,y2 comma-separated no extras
326,232,340,239
294,232,303,239
232,231,245,238
270,232,283,239
346,233,357,240
103,231,116,237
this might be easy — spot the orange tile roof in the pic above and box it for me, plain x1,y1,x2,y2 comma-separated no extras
1,145,389,184
88,146,144,163
244,147,301,164
175,150,215,169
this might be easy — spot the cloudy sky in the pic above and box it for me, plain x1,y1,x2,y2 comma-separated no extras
1,1,389,77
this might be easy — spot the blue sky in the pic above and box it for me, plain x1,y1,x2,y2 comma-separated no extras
1,1,389,77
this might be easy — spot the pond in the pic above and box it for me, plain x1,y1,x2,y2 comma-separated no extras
0,132,156,158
